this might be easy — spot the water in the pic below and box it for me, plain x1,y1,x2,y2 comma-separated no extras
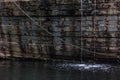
0,61,120,80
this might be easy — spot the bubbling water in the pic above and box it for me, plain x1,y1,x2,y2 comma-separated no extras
56,63,112,71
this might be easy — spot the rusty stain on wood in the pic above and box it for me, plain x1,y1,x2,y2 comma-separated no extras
0,0,120,61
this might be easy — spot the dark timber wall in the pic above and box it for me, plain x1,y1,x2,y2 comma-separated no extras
0,0,120,61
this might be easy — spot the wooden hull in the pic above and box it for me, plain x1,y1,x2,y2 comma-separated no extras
0,0,120,62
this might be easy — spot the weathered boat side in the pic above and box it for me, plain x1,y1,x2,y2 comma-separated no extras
0,0,120,62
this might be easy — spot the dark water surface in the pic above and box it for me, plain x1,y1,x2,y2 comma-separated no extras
0,61,120,80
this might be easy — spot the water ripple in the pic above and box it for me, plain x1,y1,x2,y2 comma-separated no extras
56,63,112,71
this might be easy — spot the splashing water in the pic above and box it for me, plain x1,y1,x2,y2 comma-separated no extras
56,63,111,71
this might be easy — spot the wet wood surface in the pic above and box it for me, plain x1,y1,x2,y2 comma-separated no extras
0,0,120,61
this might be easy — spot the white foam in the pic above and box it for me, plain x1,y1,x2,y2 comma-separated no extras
58,63,111,71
